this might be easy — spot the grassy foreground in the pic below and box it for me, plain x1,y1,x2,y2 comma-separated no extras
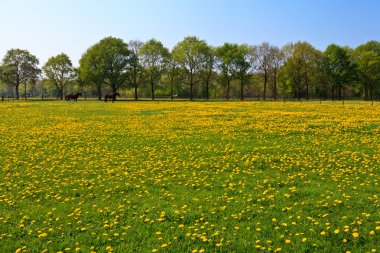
0,100,379,253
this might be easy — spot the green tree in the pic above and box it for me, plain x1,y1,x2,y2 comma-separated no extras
353,41,380,100
164,54,183,100
43,53,75,99
78,45,105,100
268,46,284,100
216,43,239,100
128,40,145,100
254,42,272,100
139,39,170,100
0,49,40,99
322,44,357,100
79,37,131,98
199,46,216,100
279,42,321,100
234,44,252,100
172,36,208,100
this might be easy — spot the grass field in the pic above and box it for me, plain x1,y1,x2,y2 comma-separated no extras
0,100,379,253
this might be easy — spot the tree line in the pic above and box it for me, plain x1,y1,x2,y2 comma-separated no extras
1,36,380,101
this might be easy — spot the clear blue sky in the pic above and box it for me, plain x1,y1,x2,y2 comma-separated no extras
1,0,379,66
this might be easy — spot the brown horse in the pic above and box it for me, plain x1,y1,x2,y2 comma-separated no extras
66,93,82,102
105,93,120,103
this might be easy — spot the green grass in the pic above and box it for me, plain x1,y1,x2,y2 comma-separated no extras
0,100,379,253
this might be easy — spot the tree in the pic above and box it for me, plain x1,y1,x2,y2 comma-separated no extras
128,40,144,100
234,44,252,100
322,44,357,100
279,42,321,100
268,46,284,100
353,41,380,100
165,54,183,100
43,53,75,99
0,49,40,99
139,39,170,100
78,46,105,100
172,36,208,100
254,42,272,100
79,37,131,98
199,46,216,100
216,43,239,100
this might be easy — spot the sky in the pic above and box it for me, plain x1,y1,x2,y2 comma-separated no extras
1,0,379,66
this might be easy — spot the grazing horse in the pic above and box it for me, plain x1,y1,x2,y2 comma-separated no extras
66,93,82,102
104,92,120,103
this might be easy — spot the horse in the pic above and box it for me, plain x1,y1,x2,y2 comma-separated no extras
66,93,82,102
104,92,120,103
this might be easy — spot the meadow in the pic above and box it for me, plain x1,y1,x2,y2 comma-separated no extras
0,100,379,253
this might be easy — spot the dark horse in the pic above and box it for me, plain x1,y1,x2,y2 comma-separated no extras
104,92,120,103
66,93,82,102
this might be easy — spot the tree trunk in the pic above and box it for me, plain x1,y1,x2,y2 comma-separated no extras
15,83,20,100
263,70,267,101
298,84,301,101
97,84,102,100
240,79,244,101
273,70,277,100
305,73,309,100
151,81,155,101
171,85,174,100
189,73,194,101
134,86,138,100
24,83,27,100
206,80,209,100
226,80,230,100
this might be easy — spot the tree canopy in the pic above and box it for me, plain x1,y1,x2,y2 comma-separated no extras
2,37,380,101
43,53,75,99
0,49,40,99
